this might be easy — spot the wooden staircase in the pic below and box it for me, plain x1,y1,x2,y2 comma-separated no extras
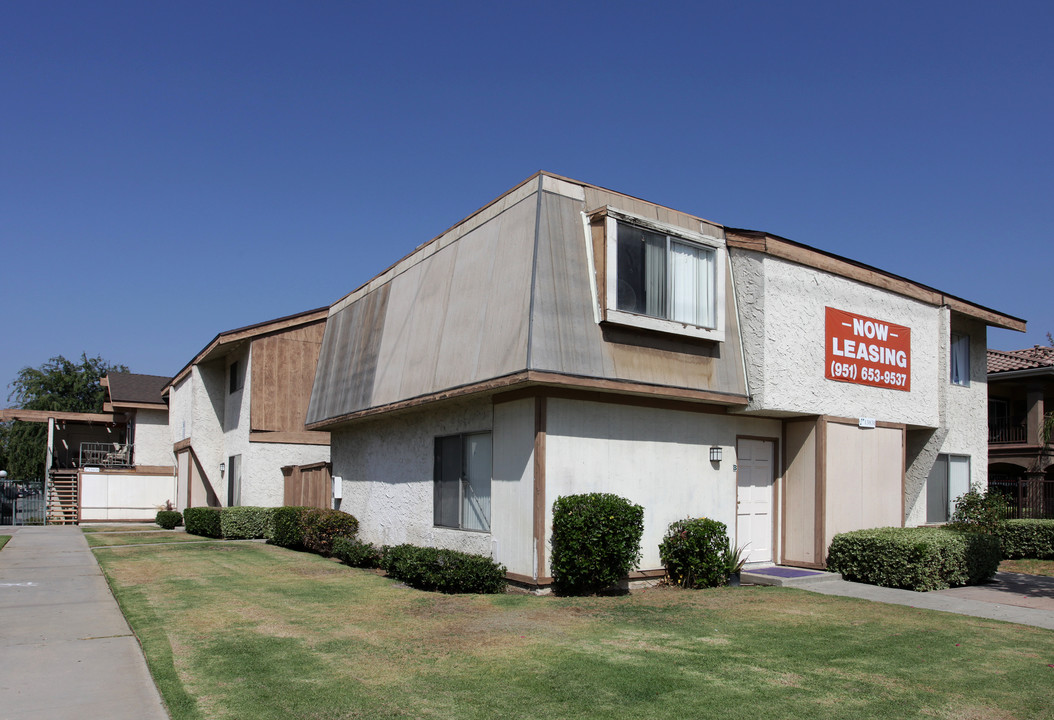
47,470,79,525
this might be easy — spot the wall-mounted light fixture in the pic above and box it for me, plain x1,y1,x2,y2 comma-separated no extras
219,462,226,478
709,446,723,463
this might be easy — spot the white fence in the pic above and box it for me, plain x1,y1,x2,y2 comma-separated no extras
80,471,177,521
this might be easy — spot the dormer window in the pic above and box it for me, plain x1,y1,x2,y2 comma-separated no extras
590,207,726,342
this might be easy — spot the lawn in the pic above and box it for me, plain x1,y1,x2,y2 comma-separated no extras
82,524,166,533
93,542,1054,720
1001,559,1054,577
0,535,9,551
85,530,216,548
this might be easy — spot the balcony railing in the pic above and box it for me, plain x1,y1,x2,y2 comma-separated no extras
989,421,1027,444
79,442,133,468
989,475,1054,519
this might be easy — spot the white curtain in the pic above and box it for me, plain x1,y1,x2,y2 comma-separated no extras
461,433,492,532
644,232,666,318
950,334,970,385
669,241,714,327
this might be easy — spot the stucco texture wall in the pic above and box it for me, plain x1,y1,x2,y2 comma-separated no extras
731,250,940,427
330,398,499,563
133,408,172,467
545,399,781,572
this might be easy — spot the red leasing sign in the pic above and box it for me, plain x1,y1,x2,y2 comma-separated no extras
825,307,911,392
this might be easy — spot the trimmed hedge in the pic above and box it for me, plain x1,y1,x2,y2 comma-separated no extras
269,506,311,547
155,510,183,529
659,517,730,589
267,506,359,555
301,508,360,556
550,493,644,595
997,519,1054,559
332,537,383,568
220,507,274,540
183,507,222,538
381,544,507,594
826,527,1000,591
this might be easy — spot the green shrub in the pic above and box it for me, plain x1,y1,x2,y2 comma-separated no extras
826,527,1000,591
381,544,507,594
997,519,1054,559
549,493,644,595
155,510,183,530
300,508,359,556
659,517,732,588
948,489,1009,534
332,537,383,568
183,507,222,538
269,506,311,548
220,507,273,539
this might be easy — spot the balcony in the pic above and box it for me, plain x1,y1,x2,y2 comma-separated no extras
989,420,1027,445
79,442,133,468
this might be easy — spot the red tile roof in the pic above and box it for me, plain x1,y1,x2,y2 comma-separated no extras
988,346,1054,374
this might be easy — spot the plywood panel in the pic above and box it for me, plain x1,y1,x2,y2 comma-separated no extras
824,423,904,552
250,323,324,433
783,419,818,566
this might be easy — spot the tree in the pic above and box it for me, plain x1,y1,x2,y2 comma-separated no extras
1,354,127,481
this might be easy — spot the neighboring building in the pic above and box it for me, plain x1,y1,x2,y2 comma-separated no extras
166,308,331,511
0,372,175,523
987,346,1054,518
305,172,1024,586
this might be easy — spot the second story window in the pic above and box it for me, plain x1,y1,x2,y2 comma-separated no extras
229,360,243,394
616,222,717,329
950,333,970,386
593,207,727,342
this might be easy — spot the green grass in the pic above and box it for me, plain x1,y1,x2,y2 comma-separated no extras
95,542,1054,720
1001,559,1054,577
0,535,10,551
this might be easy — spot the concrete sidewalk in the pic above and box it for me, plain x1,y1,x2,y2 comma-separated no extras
0,526,168,720
744,565,1054,630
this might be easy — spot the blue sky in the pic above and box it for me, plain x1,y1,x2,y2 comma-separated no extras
1,1,1051,395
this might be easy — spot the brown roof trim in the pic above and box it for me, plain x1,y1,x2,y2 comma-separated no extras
306,370,748,430
0,409,117,424
725,229,1026,332
167,306,329,389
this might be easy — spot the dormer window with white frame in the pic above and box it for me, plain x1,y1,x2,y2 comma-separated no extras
592,207,726,342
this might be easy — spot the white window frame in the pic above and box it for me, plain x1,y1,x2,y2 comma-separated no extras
950,332,970,387
601,208,726,342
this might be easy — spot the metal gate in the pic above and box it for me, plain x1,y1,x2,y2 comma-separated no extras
1,480,45,525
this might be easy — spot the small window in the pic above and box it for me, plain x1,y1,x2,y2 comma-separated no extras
926,454,970,523
434,432,491,531
950,333,970,386
227,454,242,507
229,360,243,394
598,208,726,341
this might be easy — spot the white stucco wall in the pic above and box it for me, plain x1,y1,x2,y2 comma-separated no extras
168,376,192,444
132,408,172,467
190,362,227,503
222,347,251,504
545,398,782,571
903,312,989,525
331,398,505,564
731,250,941,427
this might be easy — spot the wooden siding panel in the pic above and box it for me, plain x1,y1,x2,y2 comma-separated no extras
251,323,325,433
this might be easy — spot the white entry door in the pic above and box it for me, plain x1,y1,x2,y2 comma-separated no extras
736,438,775,564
